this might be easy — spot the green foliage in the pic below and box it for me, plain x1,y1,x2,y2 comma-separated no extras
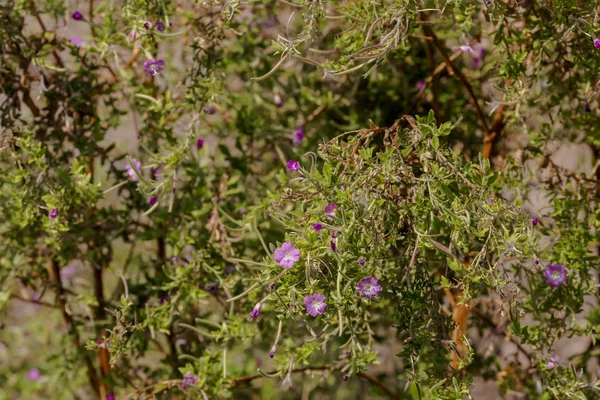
2,0,600,399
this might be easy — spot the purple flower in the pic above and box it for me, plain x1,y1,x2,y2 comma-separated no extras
287,160,299,171
27,368,41,381
197,138,204,149
292,126,304,146
274,94,283,107
330,241,336,251
250,302,262,319
416,80,426,90
72,11,83,20
156,21,165,32
181,374,198,389
543,264,567,287
304,293,327,317
143,59,165,76
221,265,234,277
546,362,555,369
357,276,382,299
274,242,300,269
550,354,559,362
176,338,187,345
49,209,58,219
60,262,77,279
149,197,158,206
125,157,141,181
107,395,115,400
313,223,323,231
453,44,474,53
594,39,600,50
69,36,84,48
358,258,365,266
531,218,538,226
324,203,337,215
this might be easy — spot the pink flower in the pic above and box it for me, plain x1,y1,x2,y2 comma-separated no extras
594,39,600,50
274,242,300,269
304,293,327,317
543,264,567,287
143,59,165,76
125,158,141,181
27,368,41,381
324,203,337,215
250,302,262,319
69,36,84,48
356,276,381,299
292,126,304,146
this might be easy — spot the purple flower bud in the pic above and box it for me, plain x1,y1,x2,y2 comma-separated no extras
274,94,283,107
144,22,150,29
592,329,597,335
531,218,538,226
594,38,600,50
172,256,179,264
292,126,304,146
550,354,559,362
197,138,204,149
331,232,337,238
343,375,349,381
269,283,276,290
546,362,555,369
159,296,169,304
358,258,365,266
534,258,540,265
149,197,158,206
416,81,426,90
156,21,165,32
27,368,41,381
330,241,336,251
585,102,591,113
49,209,58,219
181,374,198,389
107,395,115,400
72,11,83,20
269,346,276,358
287,160,299,171
250,302,262,319
313,223,323,231
204,106,216,115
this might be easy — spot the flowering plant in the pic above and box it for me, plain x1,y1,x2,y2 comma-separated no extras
2,1,600,399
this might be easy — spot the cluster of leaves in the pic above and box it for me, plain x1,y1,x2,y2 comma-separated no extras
2,0,600,399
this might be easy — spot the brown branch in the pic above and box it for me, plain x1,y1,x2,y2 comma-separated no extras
422,26,490,135
49,258,100,395
231,365,407,399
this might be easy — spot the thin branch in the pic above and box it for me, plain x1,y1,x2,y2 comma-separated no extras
422,26,489,135
231,365,407,399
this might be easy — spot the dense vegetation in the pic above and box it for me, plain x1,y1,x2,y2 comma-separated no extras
2,0,600,399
